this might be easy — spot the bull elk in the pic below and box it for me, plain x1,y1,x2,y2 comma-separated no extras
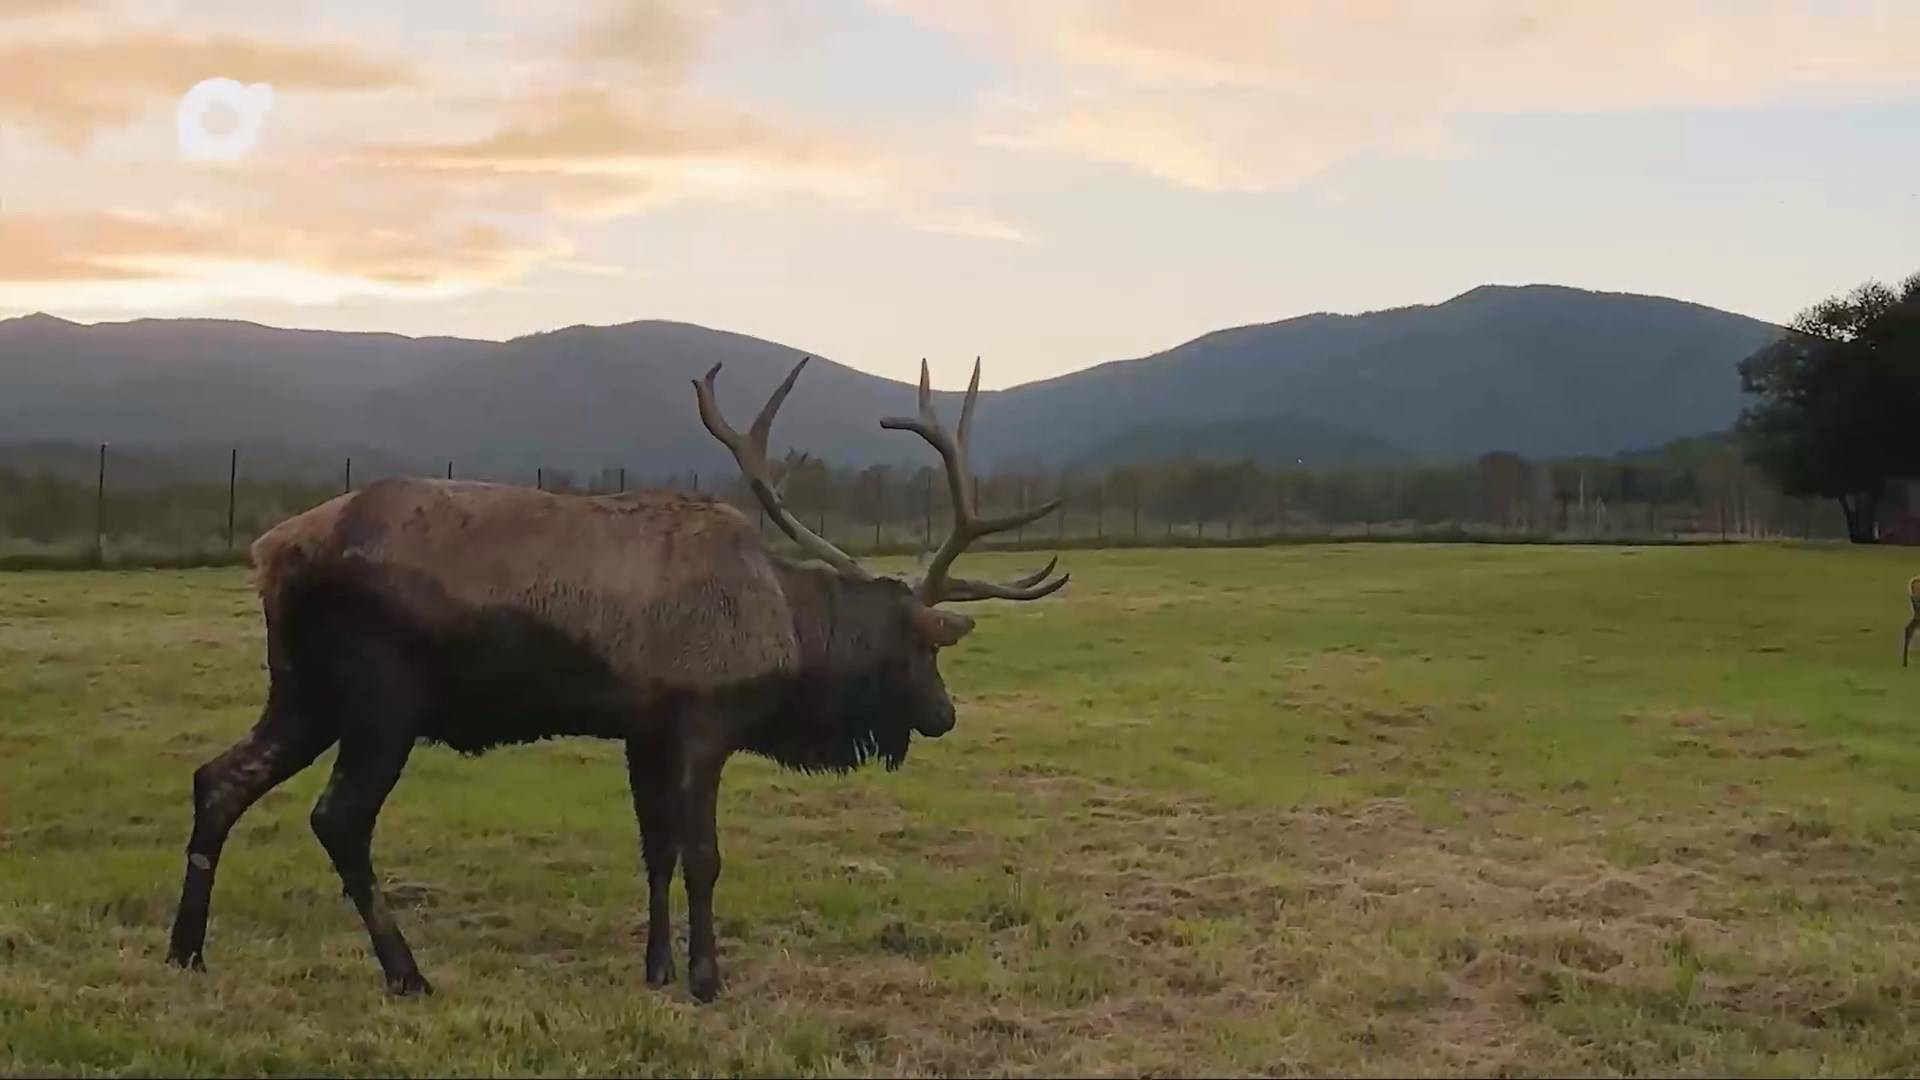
164,356,1067,1002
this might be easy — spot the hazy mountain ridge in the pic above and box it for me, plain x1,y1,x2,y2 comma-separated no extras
0,285,1782,479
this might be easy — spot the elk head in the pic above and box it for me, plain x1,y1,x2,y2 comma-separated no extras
693,356,1068,750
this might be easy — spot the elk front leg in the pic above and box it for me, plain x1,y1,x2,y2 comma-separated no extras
310,731,429,996
679,749,727,1003
1905,608,1917,668
625,740,680,987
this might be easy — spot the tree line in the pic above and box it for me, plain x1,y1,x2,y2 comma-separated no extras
0,433,1839,564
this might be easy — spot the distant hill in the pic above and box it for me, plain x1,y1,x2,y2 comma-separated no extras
1071,414,1408,470
969,285,1781,466
0,285,1782,480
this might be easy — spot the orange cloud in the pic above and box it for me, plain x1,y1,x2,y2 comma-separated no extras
1051,1,1920,108
0,31,409,150
0,209,556,302
573,0,707,81
883,0,1920,190
0,0,81,16
357,87,890,222
367,89,831,172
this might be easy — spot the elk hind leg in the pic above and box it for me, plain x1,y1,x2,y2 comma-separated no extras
167,684,335,971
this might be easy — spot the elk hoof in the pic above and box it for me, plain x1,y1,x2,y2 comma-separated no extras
165,950,206,972
688,959,721,1003
387,971,434,998
645,958,676,987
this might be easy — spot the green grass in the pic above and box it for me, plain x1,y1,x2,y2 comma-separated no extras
4,544,1920,1076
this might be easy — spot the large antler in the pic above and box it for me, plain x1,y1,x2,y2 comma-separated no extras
881,358,1069,606
694,358,870,580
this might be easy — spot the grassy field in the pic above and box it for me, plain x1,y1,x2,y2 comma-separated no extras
4,544,1920,1077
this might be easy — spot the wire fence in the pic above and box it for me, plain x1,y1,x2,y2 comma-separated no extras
0,442,1859,569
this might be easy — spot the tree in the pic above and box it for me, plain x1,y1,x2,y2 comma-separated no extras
1476,451,1528,529
1737,273,1920,543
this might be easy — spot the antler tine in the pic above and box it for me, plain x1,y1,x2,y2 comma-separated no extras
956,357,980,455
879,357,1066,606
940,570,1071,603
932,555,1069,604
694,363,748,459
749,355,809,448
1006,556,1057,589
693,358,869,580
771,450,810,499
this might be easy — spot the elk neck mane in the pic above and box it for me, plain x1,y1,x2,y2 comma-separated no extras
743,559,921,774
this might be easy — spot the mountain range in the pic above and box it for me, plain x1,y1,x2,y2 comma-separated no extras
0,284,1782,482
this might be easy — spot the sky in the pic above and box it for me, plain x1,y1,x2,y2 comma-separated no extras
1,0,1917,388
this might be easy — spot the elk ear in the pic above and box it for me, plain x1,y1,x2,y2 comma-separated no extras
911,605,975,648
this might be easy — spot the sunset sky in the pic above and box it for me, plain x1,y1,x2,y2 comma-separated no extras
2,0,1917,387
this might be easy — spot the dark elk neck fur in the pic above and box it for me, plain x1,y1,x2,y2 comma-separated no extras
740,561,924,774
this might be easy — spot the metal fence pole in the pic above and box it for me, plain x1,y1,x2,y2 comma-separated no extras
344,457,352,493
94,443,107,561
226,447,237,551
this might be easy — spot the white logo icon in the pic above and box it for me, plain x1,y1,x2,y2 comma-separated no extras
177,78,274,162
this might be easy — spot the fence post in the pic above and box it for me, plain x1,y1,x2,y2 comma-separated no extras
619,466,626,492
344,457,352,493
95,442,107,562
446,461,454,480
537,467,544,491
226,447,238,551
692,471,700,493
872,471,882,549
